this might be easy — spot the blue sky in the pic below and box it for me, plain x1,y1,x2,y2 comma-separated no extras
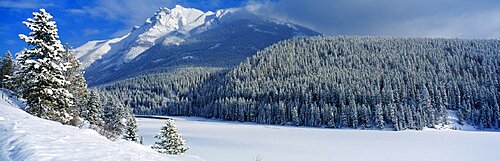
0,0,249,55
2,0,500,56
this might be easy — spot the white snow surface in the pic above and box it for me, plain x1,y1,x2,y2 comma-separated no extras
74,34,129,69
0,93,201,161
431,110,478,131
138,116,500,161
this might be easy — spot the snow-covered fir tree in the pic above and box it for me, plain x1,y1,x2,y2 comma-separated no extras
152,119,188,155
1,50,14,89
82,90,104,126
123,114,141,143
374,103,385,129
15,8,73,124
101,94,128,139
63,45,89,116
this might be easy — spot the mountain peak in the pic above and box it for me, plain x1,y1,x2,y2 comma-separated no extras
75,5,320,84
174,4,185,9
148,5,208,31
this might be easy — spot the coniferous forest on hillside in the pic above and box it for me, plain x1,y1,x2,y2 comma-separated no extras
97,36,500,130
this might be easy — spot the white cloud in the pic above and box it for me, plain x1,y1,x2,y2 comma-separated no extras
83,28,101,36
0,0,54,9
76,0,177,26
388,9,500,38
246,0,500,38
110,28,132,37
3,39,18,46
65,8,86,14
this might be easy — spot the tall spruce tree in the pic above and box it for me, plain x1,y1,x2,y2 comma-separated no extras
374,103,385,129
152,119,189,155
102,94,128,139
1,51,13,89
15,8,73,123
63,45,89,116
83,90,104,126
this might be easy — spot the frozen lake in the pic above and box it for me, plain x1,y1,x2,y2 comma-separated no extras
137,116,500,161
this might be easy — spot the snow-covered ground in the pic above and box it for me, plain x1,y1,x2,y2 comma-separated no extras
138,116,500,161
431,110,478,131
0,93,201,161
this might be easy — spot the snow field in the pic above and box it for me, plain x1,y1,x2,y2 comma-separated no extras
138,116,500,161
0,95,201,161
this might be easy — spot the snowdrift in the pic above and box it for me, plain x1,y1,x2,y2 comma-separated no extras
0,92,200,161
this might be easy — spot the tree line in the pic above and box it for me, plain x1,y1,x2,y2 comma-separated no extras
98,36,500,130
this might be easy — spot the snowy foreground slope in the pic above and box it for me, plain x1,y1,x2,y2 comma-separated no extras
0,94,201,161
138,116,500,161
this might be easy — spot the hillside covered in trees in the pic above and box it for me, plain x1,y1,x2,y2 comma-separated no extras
98,36,500,130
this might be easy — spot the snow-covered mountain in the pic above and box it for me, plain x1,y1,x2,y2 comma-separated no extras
75,5,211,69
75,5,320,86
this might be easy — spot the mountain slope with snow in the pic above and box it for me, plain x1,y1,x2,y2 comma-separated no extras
75,5,320,86
74,35,129,69
0,91,200,161
75,5,210,70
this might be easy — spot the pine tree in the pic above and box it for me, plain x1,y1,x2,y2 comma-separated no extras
123,115,141,143
492,90,500,129
419,84,432,127
15,8,73,123
152,119,189,155
291,105,301,125
1,50,14,89
389,103,399,131
63,44,89,116
0,57,3,77
374,103,385,129
83,90,104,126
102,97,127,139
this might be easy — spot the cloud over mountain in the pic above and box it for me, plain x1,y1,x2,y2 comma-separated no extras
247,0,500,38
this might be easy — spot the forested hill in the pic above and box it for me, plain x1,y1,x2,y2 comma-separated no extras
98,36,500,130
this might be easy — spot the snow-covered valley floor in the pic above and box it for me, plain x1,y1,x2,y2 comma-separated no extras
138,116,500,161
0,93,200,161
